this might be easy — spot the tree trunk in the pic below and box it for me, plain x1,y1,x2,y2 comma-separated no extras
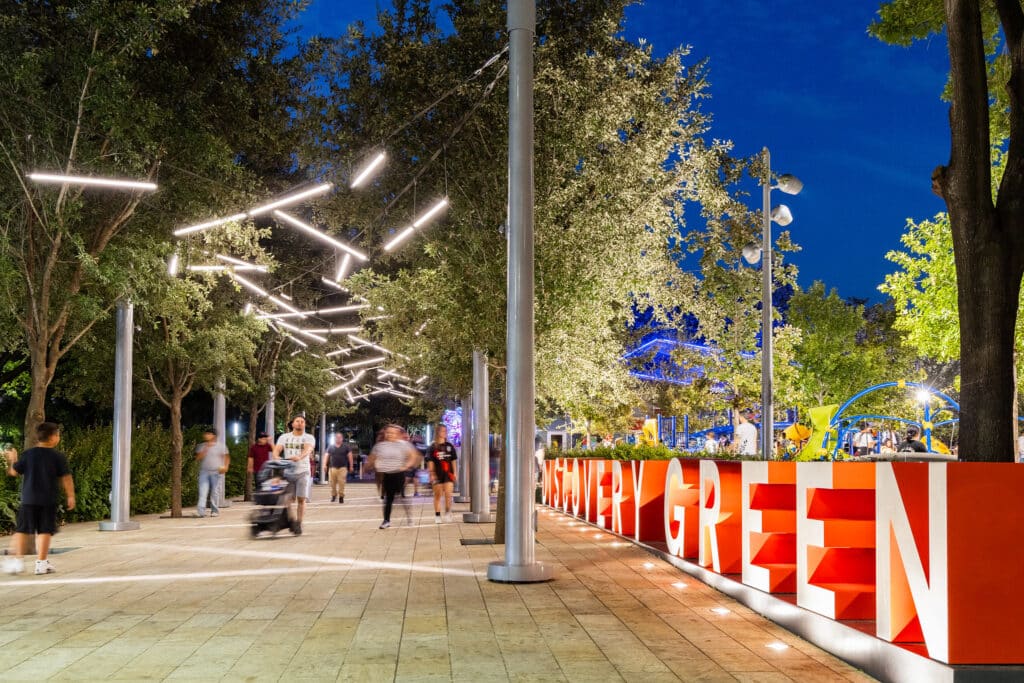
23,348,52,450
941,0,1024,460
169,394,184,517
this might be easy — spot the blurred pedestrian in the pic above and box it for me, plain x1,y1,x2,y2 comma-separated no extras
327,433,352,503
247,431,273,491
272,415,315,534
196,427,229,518
367,424,420,529
3,422,76,575
426,424,458,523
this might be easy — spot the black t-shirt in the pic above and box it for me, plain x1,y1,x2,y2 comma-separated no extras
13,447,71,506
426,442,458,483
328,444,352,469
897,438,928,453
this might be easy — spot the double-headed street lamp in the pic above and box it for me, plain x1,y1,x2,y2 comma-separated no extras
743,148,802,459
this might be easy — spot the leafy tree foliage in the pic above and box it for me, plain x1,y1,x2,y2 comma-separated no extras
871,0,1024,460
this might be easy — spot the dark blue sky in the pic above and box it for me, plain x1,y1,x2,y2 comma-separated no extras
299,0,951,302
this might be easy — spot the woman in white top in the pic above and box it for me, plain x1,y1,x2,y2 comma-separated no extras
367,425,420,529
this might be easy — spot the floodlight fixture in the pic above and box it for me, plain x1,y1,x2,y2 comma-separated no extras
341,356,387,369
173,213,248,237
770,204,793,227
247,183,332,216
28,172,157,191
335,253,352,282
167,253,180,276
272,211,368,261
350,151,387,188
741,244,762,265
775,174,803,195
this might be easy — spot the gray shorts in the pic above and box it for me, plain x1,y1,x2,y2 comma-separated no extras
288,470,311,499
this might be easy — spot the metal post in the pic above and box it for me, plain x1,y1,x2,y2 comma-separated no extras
214,383,230,507
488,0,551,582
924,403,932,452
455,395,472,503
265,384,276,438
761,147,774,461
465,352,493,522
100,300,140,531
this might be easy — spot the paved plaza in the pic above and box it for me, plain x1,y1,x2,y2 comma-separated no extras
0,481,872,681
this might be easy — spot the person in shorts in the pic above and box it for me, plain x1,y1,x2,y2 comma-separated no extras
272,415,315,533
426,424,458,523
3,422,76,575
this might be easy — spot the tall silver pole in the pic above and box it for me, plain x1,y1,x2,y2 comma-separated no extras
488,0,551,582
455,394,472,503
761,147,773,461
99,300,140,531
320,413,328,482
214,382,230,507
465,352,493,523
265,384,276,438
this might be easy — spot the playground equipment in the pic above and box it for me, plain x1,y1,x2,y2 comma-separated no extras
825,380,960,459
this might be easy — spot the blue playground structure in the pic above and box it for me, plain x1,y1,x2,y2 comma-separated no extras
826,380,960,457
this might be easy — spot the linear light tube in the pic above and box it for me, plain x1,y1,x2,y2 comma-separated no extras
416,376,427,384
243,303,253,316
414,322,428,336
29,172,157,191
273,318,328,344
167,253,180,276
341,356,387,369
350,152,386,188
187,265,229,272
317,304,369,314
387,389,415,400
235,277,305,319
273,211,368,261
335,253,352,282
268,295,303,316
173,213,247,237
320,277,345,291
382,226,415,252
325,348,352,357
290,349,303,356
302,328,362,334
412,197,449,228
347,335,395,356
216,254,268,271
327,370,367,396
288,336,308,348
247,183,332,216
398,384,424,394
377,369,411,381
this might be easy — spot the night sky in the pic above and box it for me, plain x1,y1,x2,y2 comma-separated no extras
298,1,951,302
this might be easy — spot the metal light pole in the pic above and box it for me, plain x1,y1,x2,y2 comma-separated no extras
214,382,230,507
465,351,493,523
751,147,801,461
100,300,140,532
760,148,774,462
488,0,551,582
455,394,472,504
265,384,276,438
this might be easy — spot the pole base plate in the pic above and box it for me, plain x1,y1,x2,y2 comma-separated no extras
462,512,494,524
98,520,141,532
487,560,554,583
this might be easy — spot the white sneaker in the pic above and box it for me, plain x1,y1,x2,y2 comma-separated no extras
444,512,454,523
435,515,443,524
34,559,55,575
379,521,390,529
3,557,24,574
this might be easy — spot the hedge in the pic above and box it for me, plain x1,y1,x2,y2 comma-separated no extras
0,423,251,534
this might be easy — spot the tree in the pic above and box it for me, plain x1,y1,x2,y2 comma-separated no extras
871,0,1024,460
789,281,912,411
0,0,307,445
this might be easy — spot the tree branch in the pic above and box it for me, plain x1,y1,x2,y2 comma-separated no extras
56,29,100,216
146,366,171,408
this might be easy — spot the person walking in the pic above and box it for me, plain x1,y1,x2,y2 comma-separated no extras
327,433,353,503
247,431,273,482
734,409,758,456
367,424,420,529
273,415,316,534
426,424,458,523
853,422,876,456
3,422,76,575
196,427,229,518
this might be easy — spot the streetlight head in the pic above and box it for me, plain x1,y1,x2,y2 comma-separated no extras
776,174,803,195
741,244,762,265
770,204,793,226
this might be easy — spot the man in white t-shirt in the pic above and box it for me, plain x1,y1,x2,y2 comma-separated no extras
272,415,316,534
734,409,758,456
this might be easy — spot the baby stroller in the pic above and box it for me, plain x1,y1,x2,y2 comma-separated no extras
250,460,301,537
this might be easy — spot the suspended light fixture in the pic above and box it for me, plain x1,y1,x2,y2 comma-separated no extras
174,213,248,237
382,197,450,252
272,211,368,261
28,172,157,191
350,151,387,189
247,183,333,216
341,356,387,369
167,253,180,277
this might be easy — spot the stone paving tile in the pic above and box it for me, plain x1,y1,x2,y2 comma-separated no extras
0,483,875,682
